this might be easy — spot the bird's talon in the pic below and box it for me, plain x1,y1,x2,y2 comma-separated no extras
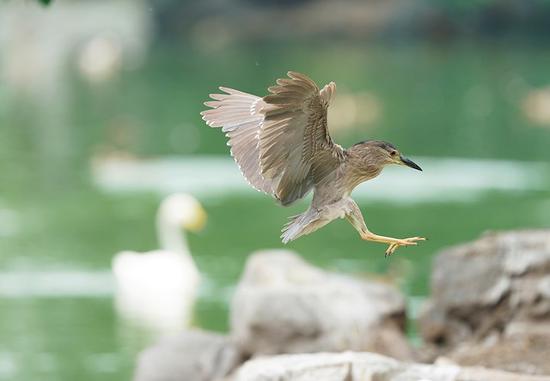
385,242,400,257
383,236,425,257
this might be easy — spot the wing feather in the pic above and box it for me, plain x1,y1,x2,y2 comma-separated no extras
201,88,272,193
259,72,343,205
201,72,343,205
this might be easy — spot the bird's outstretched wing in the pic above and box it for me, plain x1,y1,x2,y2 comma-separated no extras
201,71,343,205
201,87,273,194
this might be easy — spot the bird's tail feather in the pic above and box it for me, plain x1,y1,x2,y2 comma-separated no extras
280,209,320,244
281,214,303,244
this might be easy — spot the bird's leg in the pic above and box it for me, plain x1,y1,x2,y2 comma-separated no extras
345,200,425,256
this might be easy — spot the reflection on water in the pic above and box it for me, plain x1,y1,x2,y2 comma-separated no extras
0,270,113,298
0,270,228,381
0,1,151,194
94,156,549,202
1,42,550,381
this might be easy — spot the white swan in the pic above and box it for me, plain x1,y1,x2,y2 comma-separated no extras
112,193,206,335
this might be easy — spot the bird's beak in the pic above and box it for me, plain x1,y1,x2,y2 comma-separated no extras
184,206,207,232
399,155,422,171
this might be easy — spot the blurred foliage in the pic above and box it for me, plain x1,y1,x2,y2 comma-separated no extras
436,0,550,10
153,0,550,41
38,0,52,5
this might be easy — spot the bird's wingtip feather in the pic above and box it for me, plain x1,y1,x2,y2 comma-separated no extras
287,71,301,79
218,86,235,94
204,101,219,108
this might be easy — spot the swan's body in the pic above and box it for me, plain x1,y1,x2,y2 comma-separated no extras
112,194,206,335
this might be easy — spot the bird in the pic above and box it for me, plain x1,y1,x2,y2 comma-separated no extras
201,71,425,256
112,193,207,334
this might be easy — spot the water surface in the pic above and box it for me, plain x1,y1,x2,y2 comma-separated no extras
1,42,550,381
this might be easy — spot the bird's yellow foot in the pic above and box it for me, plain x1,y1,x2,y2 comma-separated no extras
384,237,426,257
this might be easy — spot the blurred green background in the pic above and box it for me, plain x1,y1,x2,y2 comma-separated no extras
1,0,550,380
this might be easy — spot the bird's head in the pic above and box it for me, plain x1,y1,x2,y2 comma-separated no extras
351,140,422,172
158,193,207,233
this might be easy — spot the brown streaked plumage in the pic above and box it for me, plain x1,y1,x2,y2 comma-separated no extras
201,71,425,256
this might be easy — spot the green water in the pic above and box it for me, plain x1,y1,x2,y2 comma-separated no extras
1,42,550,381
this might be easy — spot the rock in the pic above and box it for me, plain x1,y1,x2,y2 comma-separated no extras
445,323,550,375
419,230,550,374
230,250,413,360
133,329,242,381
235,352,550,381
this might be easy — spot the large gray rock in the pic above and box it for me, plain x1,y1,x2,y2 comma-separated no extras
419,230,550,374
235,352,550,381
133,330,241,381
230,250,413,360
445,323,550,375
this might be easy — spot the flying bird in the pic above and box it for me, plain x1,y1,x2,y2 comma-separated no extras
201,71,424,256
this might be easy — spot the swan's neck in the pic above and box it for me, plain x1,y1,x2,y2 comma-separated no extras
156,214,192,262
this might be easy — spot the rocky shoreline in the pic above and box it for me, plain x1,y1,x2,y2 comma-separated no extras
134,230,550,381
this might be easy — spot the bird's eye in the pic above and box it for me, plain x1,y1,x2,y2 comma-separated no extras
390,150,397,156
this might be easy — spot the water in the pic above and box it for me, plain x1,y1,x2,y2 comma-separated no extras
1,42,550,381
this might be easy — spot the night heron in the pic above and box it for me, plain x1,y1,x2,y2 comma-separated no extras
201,72,425,256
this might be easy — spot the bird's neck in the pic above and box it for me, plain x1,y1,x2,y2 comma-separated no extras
343,153,383,191
156,215,191,259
